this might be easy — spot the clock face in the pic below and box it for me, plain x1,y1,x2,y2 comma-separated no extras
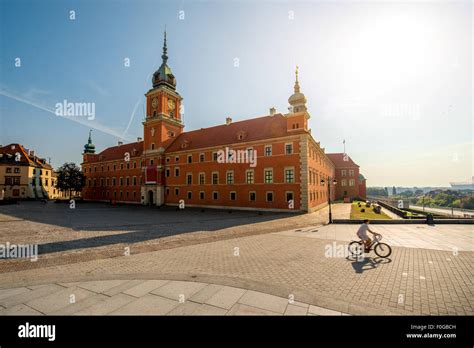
168,99,175,110
151,97,158,109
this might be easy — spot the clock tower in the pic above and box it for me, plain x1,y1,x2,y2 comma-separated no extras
143,31,184,152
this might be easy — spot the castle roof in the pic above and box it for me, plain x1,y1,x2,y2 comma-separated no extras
89,141,144,162
166,113,306,152
326,153,359,168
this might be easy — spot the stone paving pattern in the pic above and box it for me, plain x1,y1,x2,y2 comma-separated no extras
0,202,472,316
0,279,348,316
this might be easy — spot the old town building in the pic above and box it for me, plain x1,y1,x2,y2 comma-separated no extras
0,143,58,200
326,153,366,202
81,33,366,212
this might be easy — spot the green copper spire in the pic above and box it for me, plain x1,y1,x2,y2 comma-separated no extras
83,129,96,154
152,30,176,90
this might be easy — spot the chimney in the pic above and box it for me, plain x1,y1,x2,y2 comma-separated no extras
118,141,123,146
137,137,142,142
226,117,232,125
30,150,35,157
269,107,276,115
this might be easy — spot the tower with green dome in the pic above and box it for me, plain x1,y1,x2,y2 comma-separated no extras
83,130,96,154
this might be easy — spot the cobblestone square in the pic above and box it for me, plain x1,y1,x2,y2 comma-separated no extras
0,202,472,315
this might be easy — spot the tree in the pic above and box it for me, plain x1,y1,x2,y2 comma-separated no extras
401,190,413,197
392,186,397,195
367,187,387,197
55,162,85,200
414,189,424,195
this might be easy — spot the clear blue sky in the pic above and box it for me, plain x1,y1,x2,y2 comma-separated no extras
0,0,472,186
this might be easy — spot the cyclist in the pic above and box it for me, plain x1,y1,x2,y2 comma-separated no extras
357,219,378,252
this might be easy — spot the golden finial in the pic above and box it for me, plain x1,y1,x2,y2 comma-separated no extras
294,65,300,93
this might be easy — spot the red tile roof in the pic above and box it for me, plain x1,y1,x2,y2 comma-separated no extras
0,143,52,169
166,114,305,152
326,153,359,168
92,141,144,161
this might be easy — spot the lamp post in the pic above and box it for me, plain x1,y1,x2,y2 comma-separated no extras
321,177,337,223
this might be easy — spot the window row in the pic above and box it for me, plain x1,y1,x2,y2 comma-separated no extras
309,190,327,201
341,169,355,177
166,168,295,184
88,190,139,199
340,179,355,187
84,161,142,173
87,176,141,187
165,143,295,164
165,188,294,203
309,170,331,185
31,178,53,186
4,176,21,185
5,167,21,174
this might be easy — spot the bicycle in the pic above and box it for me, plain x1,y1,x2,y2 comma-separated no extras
348,233,392,258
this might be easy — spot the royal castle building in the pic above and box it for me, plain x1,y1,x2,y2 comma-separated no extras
81,33,366,212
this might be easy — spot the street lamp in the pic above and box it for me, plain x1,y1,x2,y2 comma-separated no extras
321,177,337,223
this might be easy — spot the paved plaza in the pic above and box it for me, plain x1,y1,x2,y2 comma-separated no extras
0,279,347,316
0,202,472,315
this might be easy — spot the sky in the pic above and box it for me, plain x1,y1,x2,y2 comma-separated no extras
0,0,472,187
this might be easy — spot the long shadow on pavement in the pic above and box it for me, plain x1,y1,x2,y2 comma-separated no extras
0,201,301,256
347,256,392,273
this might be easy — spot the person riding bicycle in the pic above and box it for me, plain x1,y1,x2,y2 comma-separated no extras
357,219,378,252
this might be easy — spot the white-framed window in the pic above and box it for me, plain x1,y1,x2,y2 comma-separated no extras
246,169,254,184
175,167,180,177
341,170,347,177
286,191,294,203
341,179,347,186
264,145,272,156
349,179,355,187
212,191,219,200
187,155,192,163
264,169,273,184
212,172,219,185
227,171,234,184
187,173,193,185
349,169,354,176
285,143,293,155
199,172,205,185
285,168,294,183
199,153,205,162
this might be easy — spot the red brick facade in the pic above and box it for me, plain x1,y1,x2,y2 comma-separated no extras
326,153,367,201
81,34,366,212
